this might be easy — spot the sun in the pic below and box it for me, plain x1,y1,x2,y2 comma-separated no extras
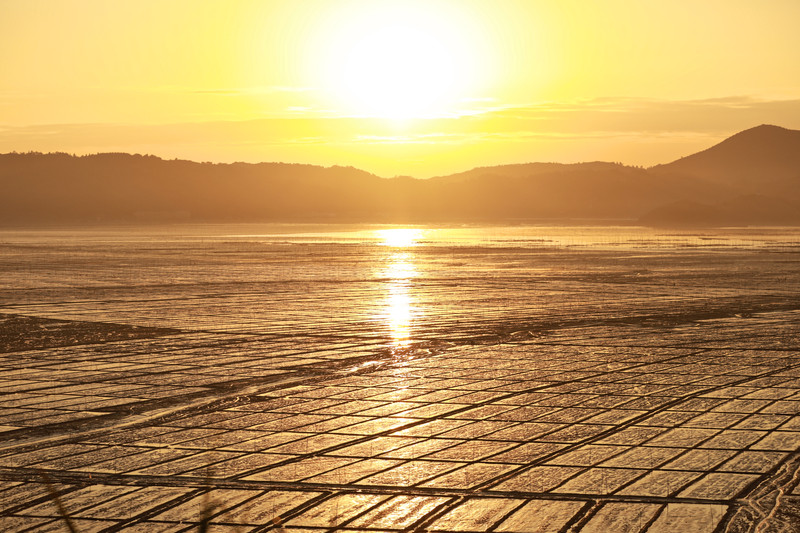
340,25,454,119
312,2,486,119
376,228,425,247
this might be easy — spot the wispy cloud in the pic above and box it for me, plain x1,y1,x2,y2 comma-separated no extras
189,86,316,95
475,96,800,133
2,95,799,174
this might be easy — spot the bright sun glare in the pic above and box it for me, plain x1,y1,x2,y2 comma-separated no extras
376,228,425,247
316,2,483,119
381,252,418,349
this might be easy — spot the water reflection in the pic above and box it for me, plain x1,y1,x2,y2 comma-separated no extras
376,231,422,350
375,228,425,248
387,283,413,348
383,252,417,280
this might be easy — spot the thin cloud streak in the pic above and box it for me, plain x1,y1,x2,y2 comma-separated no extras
189,86,317,95
2,96,799,174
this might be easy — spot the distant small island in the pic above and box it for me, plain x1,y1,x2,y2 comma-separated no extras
2,125,799,227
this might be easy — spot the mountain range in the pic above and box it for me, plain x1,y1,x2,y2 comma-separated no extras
2,124,799,226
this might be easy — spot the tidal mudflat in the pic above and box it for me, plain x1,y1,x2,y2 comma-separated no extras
1,224,800,532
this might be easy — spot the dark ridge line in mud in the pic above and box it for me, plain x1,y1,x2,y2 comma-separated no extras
420,300,800,345
0,286,286,307
534,341,800,352
0,480,207,531
2,292,794,356
200,296,799,347
0,313,180,354
566,501,613,533
0,317,392,359
0,467,743,508
258,492,341,533
107,489,210,532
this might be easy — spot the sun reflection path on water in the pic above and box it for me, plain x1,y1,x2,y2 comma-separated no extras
374,229,424,350
375,228,425,248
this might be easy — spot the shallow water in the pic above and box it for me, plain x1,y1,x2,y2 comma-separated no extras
3,224,800,352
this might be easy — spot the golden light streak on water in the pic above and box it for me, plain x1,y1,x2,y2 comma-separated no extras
387,283,413,348
375,228,425,248
377,245,420,349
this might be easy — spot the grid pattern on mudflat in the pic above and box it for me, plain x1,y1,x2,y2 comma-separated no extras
1,332,800,531
2,233,800,530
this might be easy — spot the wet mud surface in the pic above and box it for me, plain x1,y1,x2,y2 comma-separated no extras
1,225,800,531
0,315,178,354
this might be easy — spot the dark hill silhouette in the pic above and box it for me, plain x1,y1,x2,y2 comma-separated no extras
651,124,800,196
430,162,572,184
641,124,800,226
426,162,728,220
2,125,800,226
0,153,390,223
639,195,800,228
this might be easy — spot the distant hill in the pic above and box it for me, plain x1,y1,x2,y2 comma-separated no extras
0,153,390,223
2,125,800,226
642,125,800,226
651,124,800,196
639,195,800,228
429,162,572,184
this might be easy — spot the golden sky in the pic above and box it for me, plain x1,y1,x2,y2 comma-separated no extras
2,0,800,176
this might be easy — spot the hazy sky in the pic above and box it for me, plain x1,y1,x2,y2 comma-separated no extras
2,0,800,176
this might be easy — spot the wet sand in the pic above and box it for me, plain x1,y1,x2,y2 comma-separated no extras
1,225,800,531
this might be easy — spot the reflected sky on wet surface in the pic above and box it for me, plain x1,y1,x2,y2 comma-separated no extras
375,230,423,350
